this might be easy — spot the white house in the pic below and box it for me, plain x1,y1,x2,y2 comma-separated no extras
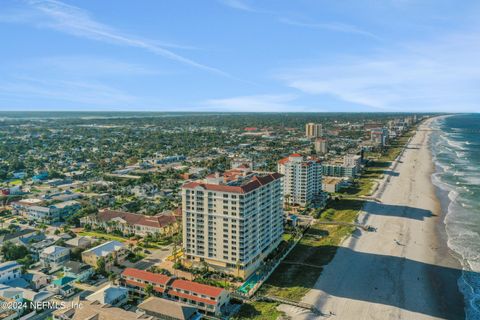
39,246,70,268
0,262,22,285
86,284,128,307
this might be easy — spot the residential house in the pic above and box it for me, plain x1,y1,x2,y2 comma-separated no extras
138,297,201,320
52,300,153,320
0,284,23,302
86,284,128,307
0,228,41,246
80,209,179,237
22,272,51,290
50,276,75,297
0,296,21,320
39,245,70,268
64,236,92,249
63,261,93,282
0,262,22,284
81,240,127,271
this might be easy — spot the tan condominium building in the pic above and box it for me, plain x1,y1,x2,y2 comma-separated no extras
278,154,323,207
181,168,283,279
314,137,328,155
306,122,323,138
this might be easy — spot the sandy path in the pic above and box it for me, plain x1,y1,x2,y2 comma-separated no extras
280,118,464,320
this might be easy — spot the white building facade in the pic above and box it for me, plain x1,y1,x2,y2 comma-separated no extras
181,169,284,279
278,154,323,207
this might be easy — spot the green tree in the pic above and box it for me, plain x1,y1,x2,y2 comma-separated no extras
144,283,154,297
96,257,106,276
1,242,29,261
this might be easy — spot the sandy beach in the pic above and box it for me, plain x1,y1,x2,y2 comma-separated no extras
280,117,465,319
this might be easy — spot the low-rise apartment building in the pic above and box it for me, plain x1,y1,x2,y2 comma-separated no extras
81,241,127,271
12,200,81,223
80,209,179,237
181,168,284,279
322,154,362,178
120,268,230,316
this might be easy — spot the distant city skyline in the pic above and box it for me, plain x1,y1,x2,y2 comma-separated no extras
1,0,480,112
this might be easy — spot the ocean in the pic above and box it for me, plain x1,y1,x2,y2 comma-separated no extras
430,114,480,320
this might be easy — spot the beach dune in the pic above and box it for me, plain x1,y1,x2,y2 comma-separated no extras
280,118,464,319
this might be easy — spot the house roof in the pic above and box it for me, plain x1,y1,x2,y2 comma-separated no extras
122,268,171,286
170,279,224,298
69,300,152,320
97,210,178,229
0,261,21,272
5,278,30,289
138,297,198,320
182,172,282,194
0,228,37,243
65,236,91,247
41,245,69,256
83,240,125,257
86,284,128,305
52,276,75,286
64,261,92,274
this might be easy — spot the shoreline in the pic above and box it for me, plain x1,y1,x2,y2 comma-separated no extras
280,117,465,319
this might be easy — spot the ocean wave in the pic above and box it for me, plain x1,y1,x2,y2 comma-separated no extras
431,115,480,319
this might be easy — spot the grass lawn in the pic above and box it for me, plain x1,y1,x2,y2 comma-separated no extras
233,302,285,320
260,199,364,301
9,179,22,186
78,231,127,243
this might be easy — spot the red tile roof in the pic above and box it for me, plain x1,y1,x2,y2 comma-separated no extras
182,172,282,194
290,153,302,157
122,268,171,286
98,210,178,229
125,279,165,293
170,279,223,298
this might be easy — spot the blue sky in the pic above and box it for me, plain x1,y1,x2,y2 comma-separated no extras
1,0,480,112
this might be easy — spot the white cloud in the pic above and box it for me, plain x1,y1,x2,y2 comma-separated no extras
17,0,228,76
218,0,254,12
277,32,480,112
203,94,320,112
279,18,381,40
0,76,138,106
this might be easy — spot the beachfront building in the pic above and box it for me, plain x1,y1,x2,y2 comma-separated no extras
120,268,230,316
305,123,323,138
322,177,348,193
181,168,283,279
322,154,362,179
80,209,179,237
278,154,323,207
81,241,127,271
370,127,389,147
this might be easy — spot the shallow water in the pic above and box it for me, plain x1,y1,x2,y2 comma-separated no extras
430,114,480,320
